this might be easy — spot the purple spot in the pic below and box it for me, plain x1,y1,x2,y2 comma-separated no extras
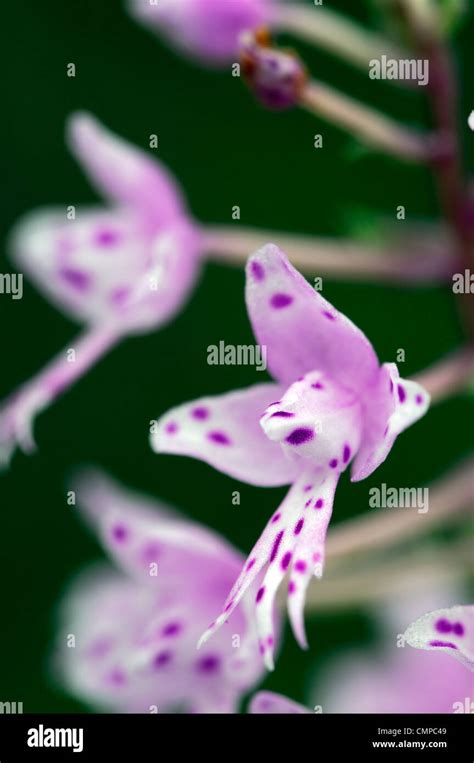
303,484,312,492
429,640,457,649
295,560,307,573
389,379,394,393
246,558,256,571
153,650,172,668
343,444,351,463
281,551,292,570
314,499,324,509
165,421,178,434
270,530,284,563
286,427,314,445
311,382,324,390
59,267,91,291
397,384,406,403
142,542,160,562
95,228,120,247
453,622,465,637
415,394,423,405
208,431,231,445
270,293,293,309
313,551,321,562
288,581,296,594
162,622,182,637
107,668,126,686
191,406,209,420
224,600,234,613
271,513,281,523
383,425,389,437
271,411,294,418
256,586,265,603
436,618,452,634
267,636,274,646
294,518,304,535
112,524,128,543
110,286,131,306
329,458,338,469
197,655,220,673
304,499,311,508
259,641,265,655
251,261,265,281
322,310,336,321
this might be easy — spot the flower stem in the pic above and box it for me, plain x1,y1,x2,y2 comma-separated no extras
394,0,474,335
0,323,122,465
273,3,409,72
203,226,454,284
300,79,431,161
413,347,474,404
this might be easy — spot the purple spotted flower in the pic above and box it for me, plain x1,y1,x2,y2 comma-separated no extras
55,471,268,713
0,112,201,466
404,604,474,670
128,0,275,64
152,244,430,669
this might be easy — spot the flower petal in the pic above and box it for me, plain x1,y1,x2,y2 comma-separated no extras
11,207,201,332
128,0,274,64
404,605,474,670
249,691,310,714
245,244,380,391
198,468,339,669
351,363,430,482
67,112,186,227
56,564,263,713
151,383,300,486
74,469,245,594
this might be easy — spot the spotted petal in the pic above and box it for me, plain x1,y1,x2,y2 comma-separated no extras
198,468,339,670
56,565,263,713
351,363,430,482
404,605,474,671
245,244,380,392
67,112,186,227
151,383,300,486
249,691,309,714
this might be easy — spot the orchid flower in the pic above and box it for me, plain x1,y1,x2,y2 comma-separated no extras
55,470,269,713
0,112,201,467
250,647,472,714
152,244,430,669
251,588,473,713
127,0,405,71
404,605,474,670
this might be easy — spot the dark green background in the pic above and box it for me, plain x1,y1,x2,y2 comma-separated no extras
1,0,472,711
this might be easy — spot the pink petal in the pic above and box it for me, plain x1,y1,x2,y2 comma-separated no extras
74,470,244,594
404,605,474,671
11,208,201,332
151,383,300,486
57,473,267,712
351,363,430,482
128,0,274,65
67,112,186,228
249,691,310,714
198,468,339,669
245,245,379,392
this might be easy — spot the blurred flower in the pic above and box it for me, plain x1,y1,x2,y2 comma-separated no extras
152,244,430,668
0,113,202,466
128,0,274,64
250,691,309,714
55,471,269,713
404,604,474,670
